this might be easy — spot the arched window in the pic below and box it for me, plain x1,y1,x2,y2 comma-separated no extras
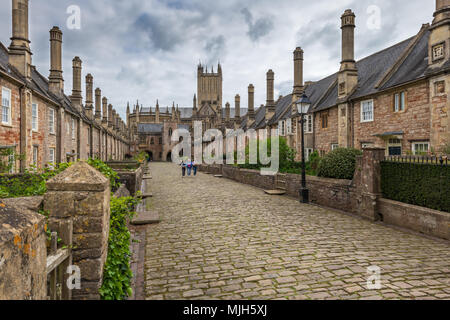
169,128,173,137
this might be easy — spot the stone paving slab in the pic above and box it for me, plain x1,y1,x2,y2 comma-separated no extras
144,163,450,300
131,211,160,225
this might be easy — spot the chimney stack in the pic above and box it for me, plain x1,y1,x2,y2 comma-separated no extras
49,26,63,95
85,74,94,118
102,97,108,124
235,94,240,120
225,102,230,121
95,88,102,119
293,47,304,98
248,84,255,121
338,9,358,98
9,0,32,79
430,0,450,66
266,69,275,119
108,104,113,127
71,57,83,110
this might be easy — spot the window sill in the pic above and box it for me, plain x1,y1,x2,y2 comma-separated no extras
1,123,13,128
360,120,374,123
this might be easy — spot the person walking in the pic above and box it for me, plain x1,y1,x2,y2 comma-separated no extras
187,159,192,176
180,159,186,177
192,160,198,176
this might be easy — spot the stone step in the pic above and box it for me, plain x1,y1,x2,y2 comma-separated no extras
131,211,160,225
214,175,223,178
143,175,152,180
141,193,153,198
264,189,286,195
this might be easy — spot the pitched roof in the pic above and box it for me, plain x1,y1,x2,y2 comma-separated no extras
138,123,163,134
303,27,432,113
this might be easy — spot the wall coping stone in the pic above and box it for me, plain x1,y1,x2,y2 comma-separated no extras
0,200,45,243
46,161,109,192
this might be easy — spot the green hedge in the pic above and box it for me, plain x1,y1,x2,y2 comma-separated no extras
381,162,450,213
317,148,362,180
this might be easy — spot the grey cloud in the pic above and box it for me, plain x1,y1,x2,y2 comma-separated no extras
204,35,226,65
241,8,274,42
134,13,184,51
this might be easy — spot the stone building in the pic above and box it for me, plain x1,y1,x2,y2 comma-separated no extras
243,1,449,160
0,0,129,173
128,64,247,161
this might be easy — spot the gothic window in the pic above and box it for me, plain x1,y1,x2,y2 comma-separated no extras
151,138,154,145
159,137,162,145
169,128,173,137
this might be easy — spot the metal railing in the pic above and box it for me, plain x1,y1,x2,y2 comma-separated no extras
384,155,449,166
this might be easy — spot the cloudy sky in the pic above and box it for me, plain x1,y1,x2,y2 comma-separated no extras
0,0,434,119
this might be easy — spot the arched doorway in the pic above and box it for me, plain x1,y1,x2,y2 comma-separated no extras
146,151,153,161
166,152,172,162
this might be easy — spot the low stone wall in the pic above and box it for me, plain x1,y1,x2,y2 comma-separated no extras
114,166,144,196
0,201,47,300
222,166,276,190
284,174,358,214
379,198,450,240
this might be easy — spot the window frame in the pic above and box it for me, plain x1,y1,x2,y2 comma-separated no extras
331,143,339,151
2,87,12,125
304,114,313,133
49,147,56,165
49,108,55,134
412,142,430,155
33,146,38,166
32,102,38,131
71,118,76,140
394,92,406,113
360,99,374,123
286,118,292,135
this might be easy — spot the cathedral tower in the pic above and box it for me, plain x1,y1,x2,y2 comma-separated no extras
197,63,223,112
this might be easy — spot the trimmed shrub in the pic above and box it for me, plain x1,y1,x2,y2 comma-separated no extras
317,148,362,180
381,161,450,213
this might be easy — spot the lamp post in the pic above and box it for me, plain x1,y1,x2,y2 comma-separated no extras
295,93,311,204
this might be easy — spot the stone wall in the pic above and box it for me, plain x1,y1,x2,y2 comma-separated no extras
0,200,47,300
107,161,144,196
44,161,111,300
379,198,450,240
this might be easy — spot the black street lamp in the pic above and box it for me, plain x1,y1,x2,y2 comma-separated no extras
295,93,311,204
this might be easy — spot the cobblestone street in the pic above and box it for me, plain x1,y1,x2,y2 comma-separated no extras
144,163,450,300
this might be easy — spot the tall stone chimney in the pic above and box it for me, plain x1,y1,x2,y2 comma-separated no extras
71,57,83,110
248,84,255,121
225,102,230,121
338,9,358,99
266,69,275,119
85,74,94,119
293,47,304,98
429,0,450,67
235,94,240,120
108,104,113,127
49,26,64,95
95,88,102,120
102,97,108,124
9,0,32,79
